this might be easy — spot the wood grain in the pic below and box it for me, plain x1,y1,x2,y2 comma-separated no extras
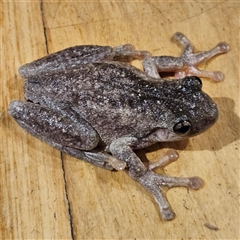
1,1,239,239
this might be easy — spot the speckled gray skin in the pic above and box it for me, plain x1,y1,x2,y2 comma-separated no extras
8,33,229,220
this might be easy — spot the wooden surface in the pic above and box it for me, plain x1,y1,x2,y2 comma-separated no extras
1,1,239,239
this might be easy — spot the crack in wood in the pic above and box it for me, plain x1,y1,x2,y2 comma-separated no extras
61,152,75,240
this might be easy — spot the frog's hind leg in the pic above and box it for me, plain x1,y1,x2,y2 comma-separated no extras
112,44,151,62
8,100,99,151
19,44,150,78
59,148,125,171
143,32,230,81
19,45,116,78
8,100,126,171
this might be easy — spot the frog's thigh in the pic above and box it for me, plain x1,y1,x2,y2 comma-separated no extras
19,45,115,78
8,100,99,150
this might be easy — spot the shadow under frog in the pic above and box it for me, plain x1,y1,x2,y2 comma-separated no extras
8,32,231,220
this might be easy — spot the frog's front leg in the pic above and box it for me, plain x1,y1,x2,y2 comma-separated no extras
143,32,230,81
8,100,125,171
110,137,203,220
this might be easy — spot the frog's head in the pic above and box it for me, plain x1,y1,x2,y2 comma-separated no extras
151,76,218,142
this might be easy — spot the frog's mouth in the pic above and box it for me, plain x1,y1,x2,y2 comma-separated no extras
154,128,170,141
151,128,189,142
149,128,169,142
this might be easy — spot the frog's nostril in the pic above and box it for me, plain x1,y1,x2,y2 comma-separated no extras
194,76,202,86
182,76,202,91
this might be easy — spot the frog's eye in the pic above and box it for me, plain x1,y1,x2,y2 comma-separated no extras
173,120,192,135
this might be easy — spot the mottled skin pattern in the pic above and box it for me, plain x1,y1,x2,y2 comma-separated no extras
8,33,229,220
23,61,217,145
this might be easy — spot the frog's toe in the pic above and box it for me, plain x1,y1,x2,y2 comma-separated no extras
188,176,204,190
161,207,176,221
148,149,179,170
144,150,203,186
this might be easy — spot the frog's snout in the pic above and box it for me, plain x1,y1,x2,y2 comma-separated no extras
198,100,219,134
211,101,219,123
188,95,219,137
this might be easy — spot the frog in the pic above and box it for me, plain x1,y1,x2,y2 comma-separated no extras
8,32,229,220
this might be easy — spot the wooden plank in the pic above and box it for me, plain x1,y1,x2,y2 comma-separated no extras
1,1,239,239
1,2,72,239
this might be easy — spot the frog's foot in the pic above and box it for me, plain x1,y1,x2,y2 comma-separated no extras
113,44,151,62
143,32,230,81
110,138,204,220
140,149,204,220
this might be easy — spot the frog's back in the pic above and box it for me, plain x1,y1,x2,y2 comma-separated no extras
24,62,164,143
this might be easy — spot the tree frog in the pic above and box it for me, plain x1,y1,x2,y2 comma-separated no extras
8,33,229,220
